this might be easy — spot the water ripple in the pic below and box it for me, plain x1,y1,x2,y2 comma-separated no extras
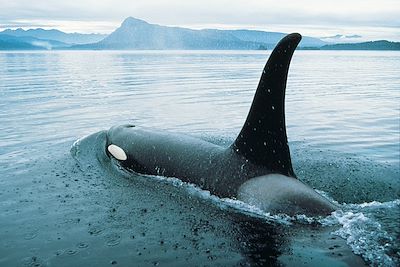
0,50,399,165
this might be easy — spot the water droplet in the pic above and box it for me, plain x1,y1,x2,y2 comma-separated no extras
55,250,64,256
106,233,121,247
22,256,44,267
88,225,103,236
77,242,89,249
66,249,78,255
23,229,38,240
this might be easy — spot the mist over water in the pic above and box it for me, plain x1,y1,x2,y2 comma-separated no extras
0,50,399,266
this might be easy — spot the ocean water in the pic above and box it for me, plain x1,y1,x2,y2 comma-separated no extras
0,50,399,266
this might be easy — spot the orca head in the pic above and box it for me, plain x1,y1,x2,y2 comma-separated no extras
106,124,136,162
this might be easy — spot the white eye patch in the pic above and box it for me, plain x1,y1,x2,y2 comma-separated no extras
107,144,127,161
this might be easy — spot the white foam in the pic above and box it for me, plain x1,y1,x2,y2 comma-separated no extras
320,200,400,267
346,199,400,209
72,134,89,150
138,173,326,225
71,133,92,154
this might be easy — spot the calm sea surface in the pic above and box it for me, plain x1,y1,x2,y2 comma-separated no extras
0,50,399,266
1,50,399,164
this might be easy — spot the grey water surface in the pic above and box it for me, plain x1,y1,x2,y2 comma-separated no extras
0,50,399,266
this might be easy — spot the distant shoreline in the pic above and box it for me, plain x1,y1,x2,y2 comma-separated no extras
1,17,400,51
297,40,400,51
1,48,400,51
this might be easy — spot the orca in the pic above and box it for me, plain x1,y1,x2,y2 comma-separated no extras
105,33,337,216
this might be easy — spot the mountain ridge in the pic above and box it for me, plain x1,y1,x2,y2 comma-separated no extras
319,40,400,50
0,28,107,45
1,17,399,50
84,17,264,50
75,17,325,50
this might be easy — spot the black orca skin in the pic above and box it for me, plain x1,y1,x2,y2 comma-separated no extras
106,33,337,216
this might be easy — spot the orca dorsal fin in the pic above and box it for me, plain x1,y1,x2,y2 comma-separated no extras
232,33,301,177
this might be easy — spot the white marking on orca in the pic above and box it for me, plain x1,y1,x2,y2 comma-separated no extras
107,144,127,161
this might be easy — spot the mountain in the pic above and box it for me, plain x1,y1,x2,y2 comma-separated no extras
73,17,327,50
74,17,262,50
0,28,107,45
319,40,400,50
0,35,41,50
0,34,69,50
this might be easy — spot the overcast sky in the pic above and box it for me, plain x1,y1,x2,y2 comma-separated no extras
1,0,399,41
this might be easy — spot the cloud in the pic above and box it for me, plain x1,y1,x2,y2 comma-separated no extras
321,34,362,40
346,35,362,39
1,0,399,27
31,40,52,50
0,21,54,28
